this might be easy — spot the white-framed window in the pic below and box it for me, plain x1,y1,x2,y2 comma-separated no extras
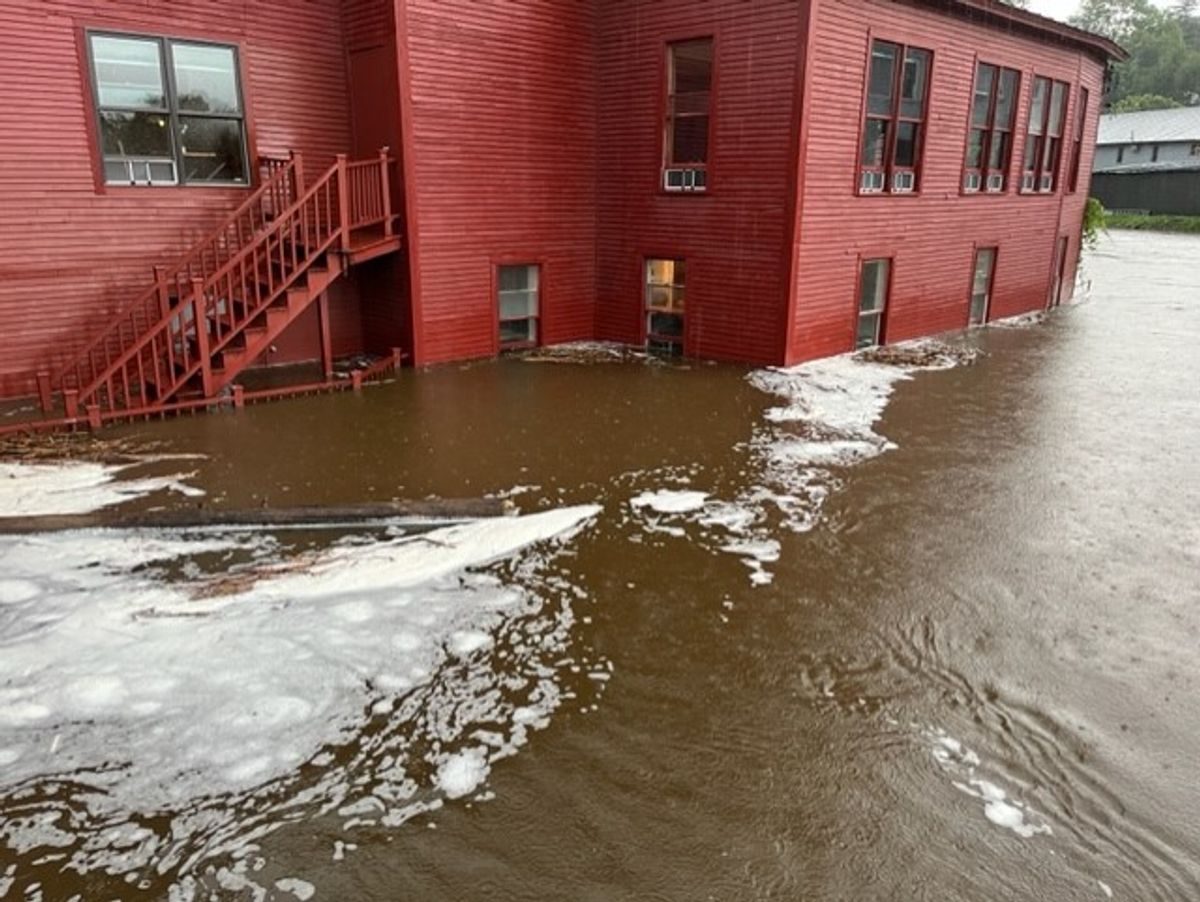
645,258,685,355
497,264,539,349
88,32,249,186
969,247,996,326
856,258,890,349
663,39,712,193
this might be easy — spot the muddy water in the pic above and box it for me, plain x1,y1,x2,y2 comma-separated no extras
3,230,1199,900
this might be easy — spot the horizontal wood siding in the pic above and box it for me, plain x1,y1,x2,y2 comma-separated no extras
402,0,598,365
0,0,356,398
788,0,1107,363
595,0,801,365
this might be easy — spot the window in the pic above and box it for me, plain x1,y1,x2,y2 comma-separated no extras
497,265,540,349
1117,145,1126,164
645,259,685,355
1067,87,1089,192
963,64,1019,193
1021,77,1068,193
969,248,996,326
856,259,890,349
1191,143,1200,157
88,33,248,186
860,41,932,194
663,39,712,192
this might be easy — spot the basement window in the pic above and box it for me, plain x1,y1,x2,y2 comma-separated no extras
663,39,713,193
963,64,1019,193
859,40,931,194
1021,76,1068,193
645,258,686,355
856,259,890,349
498,265,540,350
88,32,249,187
969,247,996,326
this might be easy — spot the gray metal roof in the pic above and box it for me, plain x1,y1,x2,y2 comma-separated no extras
1092,159,1200,175
1098,107,1200,145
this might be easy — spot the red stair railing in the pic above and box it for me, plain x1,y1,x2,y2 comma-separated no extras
52,154,301,398
69,154,385,419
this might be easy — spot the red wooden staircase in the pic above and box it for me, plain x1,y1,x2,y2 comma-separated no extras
43,150,401,429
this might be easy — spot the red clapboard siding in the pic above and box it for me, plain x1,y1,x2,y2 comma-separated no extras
594,0,802,366
0,0,357,398
787,0,1107,363
400,0,598,366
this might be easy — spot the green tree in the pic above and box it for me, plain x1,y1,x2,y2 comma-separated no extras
1110,92,1188,110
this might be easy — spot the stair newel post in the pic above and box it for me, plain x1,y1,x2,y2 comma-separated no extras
36,371,53,414
379,146,393,237
191,277,214,399
336,153,351,252
153,264,170,320
64,389,79,420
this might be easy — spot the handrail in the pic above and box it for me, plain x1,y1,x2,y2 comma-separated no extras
53,155,300,394
73,160,344,414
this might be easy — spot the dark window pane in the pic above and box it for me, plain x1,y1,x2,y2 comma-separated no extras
987,131,1010,170
1042,136,1060,174
178,117,246,183
91,35,165,109
500,319,536,347
972,64,995,128
867,42,897,116
859,260,889,313
1024,134,1039,172
1047,81,1066,137
996,69,1018,127
649,311,684,338
894,121,919,167
498,265,535,293
966,129,985,169
670,114,709,165
900,48,930,119
856,313,881,349
100,110,172,158
861,118,888,167
670,39,712,95
1028,78,1048,135
647,338,683,357
172,42,241,114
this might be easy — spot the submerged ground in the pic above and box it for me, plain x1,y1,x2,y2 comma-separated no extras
0,230,1197,900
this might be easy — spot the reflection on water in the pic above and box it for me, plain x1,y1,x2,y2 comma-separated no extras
2,231,1199,899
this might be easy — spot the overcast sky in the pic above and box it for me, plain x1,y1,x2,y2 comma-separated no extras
1026,0,1175,24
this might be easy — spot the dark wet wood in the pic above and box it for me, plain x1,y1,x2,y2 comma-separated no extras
0,499,511,534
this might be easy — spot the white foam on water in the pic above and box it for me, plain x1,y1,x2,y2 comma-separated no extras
275,877,315,900
0,505,601,890
0,460,204,516
629,489,710,514
1098,879,1114,898
924,727,1052,840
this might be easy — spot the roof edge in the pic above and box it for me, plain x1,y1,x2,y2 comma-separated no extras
911,0,1129,63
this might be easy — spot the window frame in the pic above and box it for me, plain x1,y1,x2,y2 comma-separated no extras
967,245,998,326
661,36,716,195
494,261,542,352
857,37,933,196
962,62,1021,195
85,28,252,189
643,256,687,356
1020,76,1070,194
853,256,893,350
1067,86,1089,193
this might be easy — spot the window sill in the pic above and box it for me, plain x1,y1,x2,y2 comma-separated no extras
100,182,252,196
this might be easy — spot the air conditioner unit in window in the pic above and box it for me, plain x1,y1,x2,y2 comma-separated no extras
892,171,915,193
664,168,707,192
859,170,885,192
1039,174,1053,192
986,173,1005,192
963,172,982,192
1021,173,1036,192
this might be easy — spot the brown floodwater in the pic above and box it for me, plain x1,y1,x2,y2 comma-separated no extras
2,230,1198,900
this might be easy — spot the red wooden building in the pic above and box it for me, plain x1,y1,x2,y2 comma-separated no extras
0,0,1123,424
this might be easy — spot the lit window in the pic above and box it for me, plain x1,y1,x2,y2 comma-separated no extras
963,64,1020,193
1068,87,1089,192
89,33,248,186
856,259,890,349
1021,77,1068,193
969,248,996,326
663,39,712,192
497,265,540,349
860,41,931,194
645,259,685,355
